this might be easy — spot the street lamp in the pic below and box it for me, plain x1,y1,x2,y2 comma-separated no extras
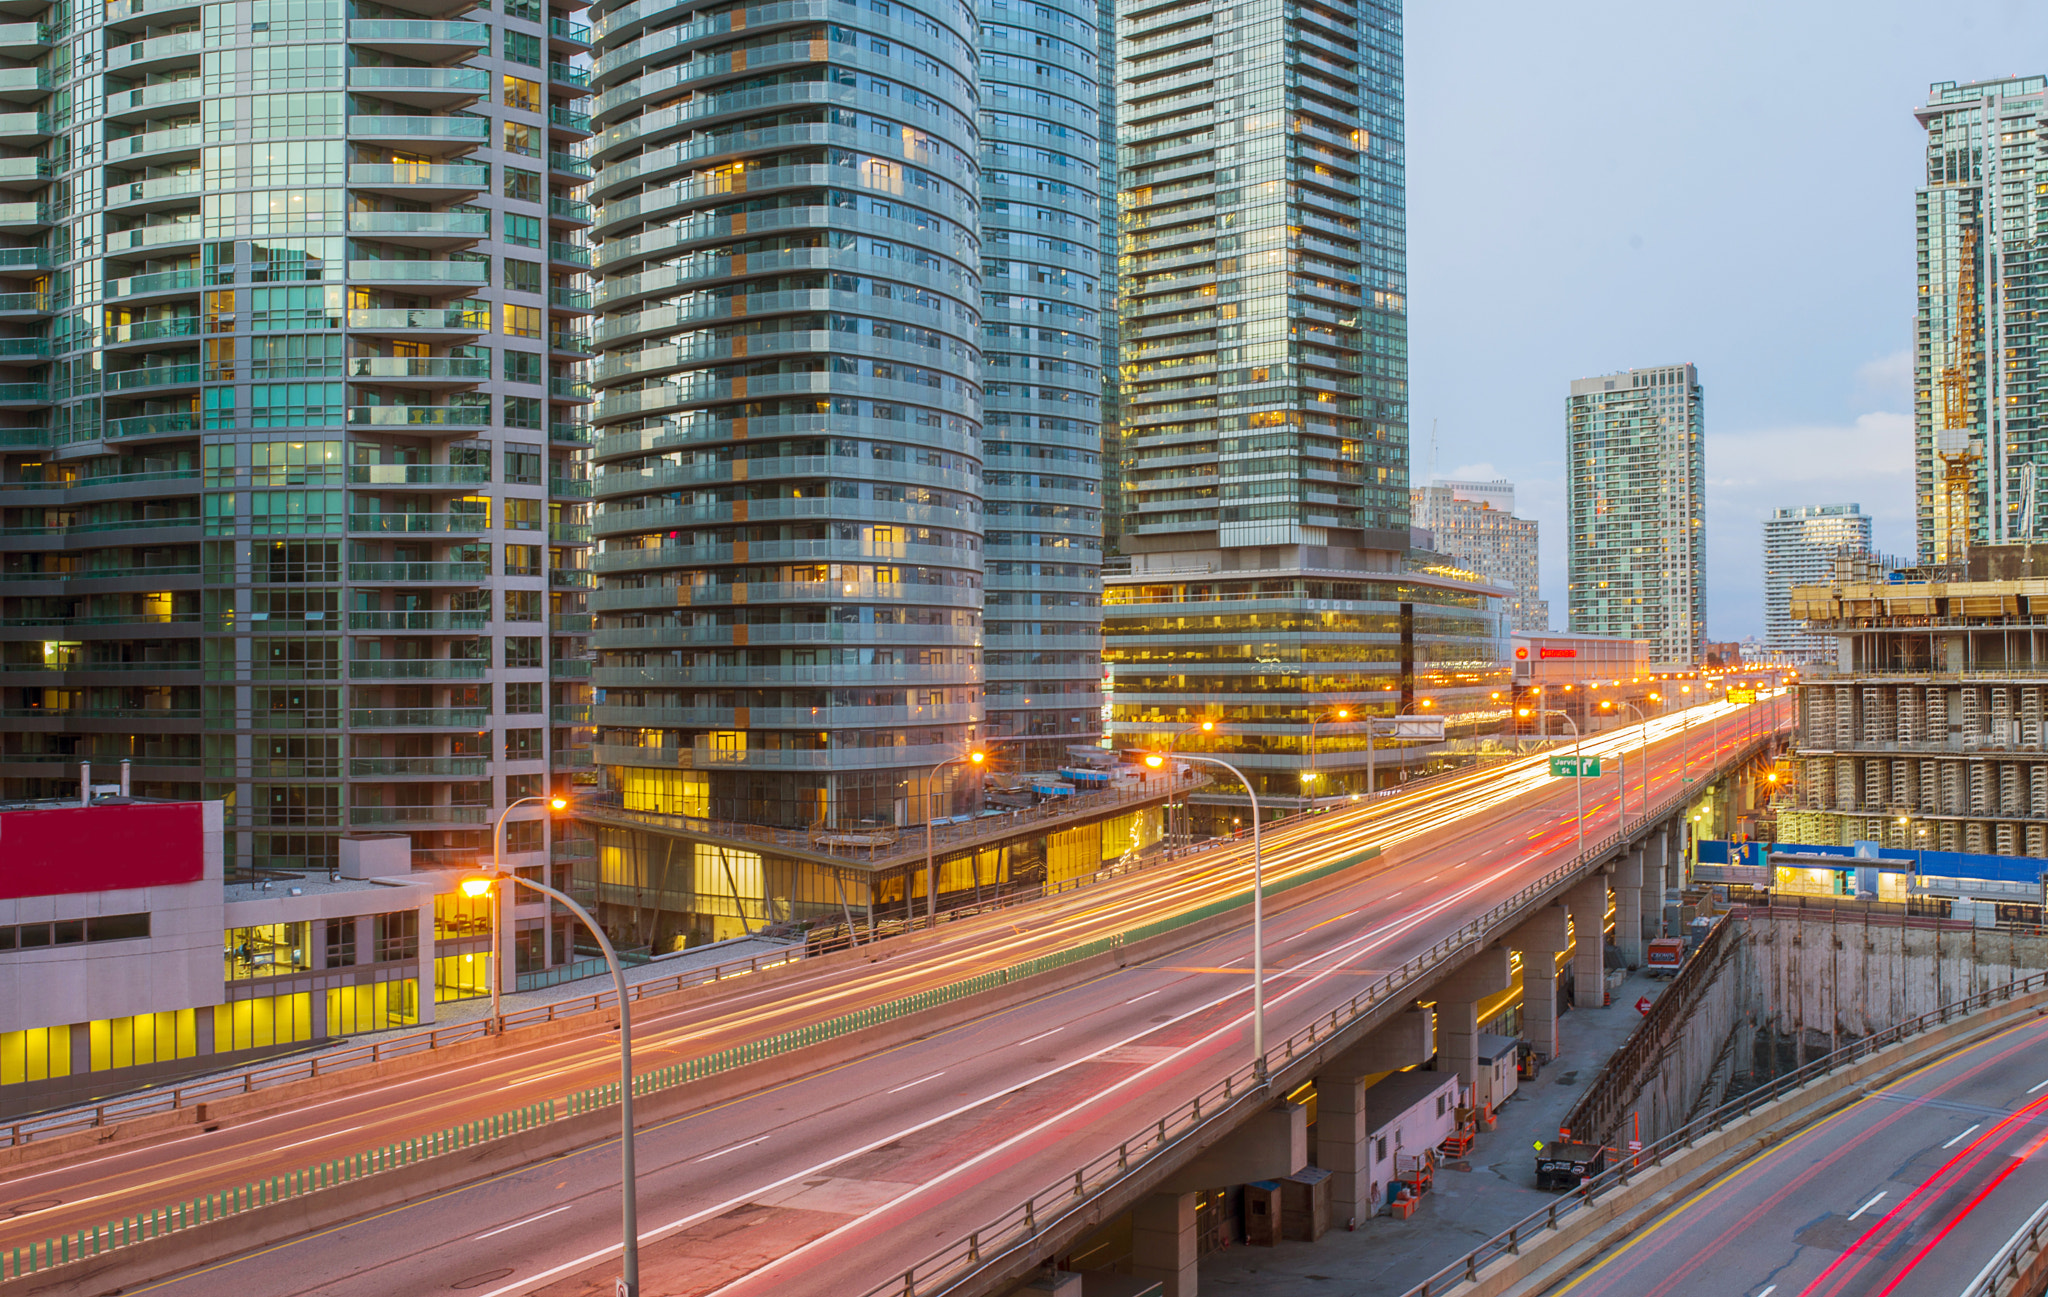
1365,698,1434,799
463,869,639,1296
1155,719,1216,850
1305,705,1351,795
1599,699,1648,827
1531,708,1585,860
486,793,569,1031
1146,749,1268,1076
923,748,987,926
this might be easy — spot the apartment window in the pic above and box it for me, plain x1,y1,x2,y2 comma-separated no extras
505,394,543,429
505,213,541,248
503,121,540,157
504,29,541,65
505,727,542,757
504,259,542,294
507,497,542,531
505,637,543,668
506,681,543,713
505,543,541,576
503,304,541,337
505,819,544,853
504,167,541,203
0,913,151,952
503,75,540,112
504,349,542,384
505,589,542,621
324,917,356,968
373,910,419,962
507,772,544,800
505,450,542,484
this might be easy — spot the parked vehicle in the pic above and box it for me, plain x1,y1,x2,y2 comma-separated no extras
1644,935,1686,978
1535,1140,1607,1190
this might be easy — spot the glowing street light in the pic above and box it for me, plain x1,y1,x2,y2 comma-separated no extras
485,794,569,1031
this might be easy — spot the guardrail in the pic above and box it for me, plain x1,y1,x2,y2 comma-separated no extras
0,942,805,1150
853,721,1790,1296
1962,1195,2048,1297
1397,966,2048,1297
0,848,1382,1288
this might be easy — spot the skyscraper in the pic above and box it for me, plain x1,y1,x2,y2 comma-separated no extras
1411,480,1545,632
584,0,986,845
1762,504,1869,659
1104,0,1507,800
1914,76,2047,562
0,0,595,921
1565,364,1706,668
978,0,1105,765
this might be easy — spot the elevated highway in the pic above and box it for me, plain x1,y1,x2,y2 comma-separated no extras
4,698,1784,1297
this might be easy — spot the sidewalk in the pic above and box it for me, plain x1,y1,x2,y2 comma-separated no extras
1200,968,1669,1297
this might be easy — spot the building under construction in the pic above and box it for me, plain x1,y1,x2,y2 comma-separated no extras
1915,76,2048,563
1785,545,2048,857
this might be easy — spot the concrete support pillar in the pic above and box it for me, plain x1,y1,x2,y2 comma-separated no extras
1131,1192,1198,1297
1566,877,1608,1008
1316,1006,1433,1227
1507,905,1570,1060
1159,1101,1307,1194
1613,848,1646,967
1428,949,1512,1091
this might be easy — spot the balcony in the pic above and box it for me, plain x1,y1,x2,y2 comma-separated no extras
347,609,489,631
346,113,489,154
349,756,490,777
348,462,492,486
0,289,45,315
345,658,487,679
105,267,200,298
346,258,488,292
548,329,591,354
0,154,50,190
549,285,591,312
346,404,490,429
0,380,44,403
0,21,48,58
348,161,488,197
548,194,592,225
108,29,198,74
349,806,489,826
550,658,592,678
106,315,199,346
549,475,591,498
548,104,592,136
347,209,488,247
346,306,488,339
0,111,45,145
346,510,490,533
0,334,45,361
348,707,489,727
549,16,592,45
346,18,489,60
0,200,48,231
549,522,590,544
348,64,488,108
103,363,199,392
548,62,589,90
110,219,200,252
107,77,199,117
105,172,199,210
0,66,48,103
103,0,206,31
104,410,201,440
107,124,200,163
549,421,590,444
548,239,591,268
347,560,488,582
549,376,591,401
345,355,488,384
547,150,592,180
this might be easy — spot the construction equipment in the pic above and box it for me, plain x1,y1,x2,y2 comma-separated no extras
1534,1139,1608,1190
1936,224,1981,564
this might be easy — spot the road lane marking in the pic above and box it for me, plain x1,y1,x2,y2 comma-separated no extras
1941,1123,1981,1148
1756,1287,1776,1297
1126,990,1160,1003
887,1072,946,1094
2028,1077,2048,1094
1016,1028,1063,1046
695,1135,770,1163
1847,1191,1886,1220
276,1126,360,1152
475,1204,574,1240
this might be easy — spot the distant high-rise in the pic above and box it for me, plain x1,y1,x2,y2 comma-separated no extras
1411,481,1546,632
1565,364,1706,668
978,0,1107,763
1763,505,1870,658
1914,77,2047,562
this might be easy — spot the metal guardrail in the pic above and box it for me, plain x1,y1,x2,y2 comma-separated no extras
0,943,804,1150
1961,1195,2048,1297
853,722,1791,1297
1397,966,2048,1297
0,851,1379,1286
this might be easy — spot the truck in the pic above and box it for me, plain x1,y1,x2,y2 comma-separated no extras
1535,1140,1608,1190
1644,935,1686,978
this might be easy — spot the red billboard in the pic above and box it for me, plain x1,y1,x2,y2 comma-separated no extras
0,802,206,900
1539,648,1578,659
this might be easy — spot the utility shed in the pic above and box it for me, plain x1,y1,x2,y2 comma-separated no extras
1364,1068,1460,1208
1473,1032,1520,1111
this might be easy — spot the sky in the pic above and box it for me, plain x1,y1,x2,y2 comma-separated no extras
1404,0,2048,640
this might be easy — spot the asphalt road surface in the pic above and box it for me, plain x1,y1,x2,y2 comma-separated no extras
10,698,1776,1297
1540,1012,2048,1297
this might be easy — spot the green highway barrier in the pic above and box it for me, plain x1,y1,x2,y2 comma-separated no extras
3,842,1382,1284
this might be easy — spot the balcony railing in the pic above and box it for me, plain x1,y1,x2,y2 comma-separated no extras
548,150,592,178
348,560,488,582
348,162,489,190
348,65,490,95
346,355,489,381
349,707,489,727
549,195,592,222
345,404,491,427
548,62,589,88
348,18,490,43
345,658,487,679
347,510,491,533
346,114,490,142
106,316,199,344
350,756,490,777
347,462,490,485
347,210,490,239
346,306,490,332
105,410,200,439
346,259,489,285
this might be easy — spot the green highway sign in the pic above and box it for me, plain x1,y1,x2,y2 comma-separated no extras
1549,756,1602,778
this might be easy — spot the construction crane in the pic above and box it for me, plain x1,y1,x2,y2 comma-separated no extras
1936,223,1981,565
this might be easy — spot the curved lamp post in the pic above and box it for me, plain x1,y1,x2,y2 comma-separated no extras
461,867,639,1297
1599,699,1648,828
1146,748,1267,1076
922,748,987,924
486,793,568,1031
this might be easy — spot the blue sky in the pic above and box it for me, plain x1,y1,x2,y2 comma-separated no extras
1405,0,2048,638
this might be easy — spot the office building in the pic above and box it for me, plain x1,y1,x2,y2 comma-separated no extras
1565,364,1706,668
585,0,986,828
1411,480,1546,632
978,0,1107,765
1762,504,1870,658
1914,77,2047,562
1784,544,2048,859
0,0,597,967
1105,0,1511,799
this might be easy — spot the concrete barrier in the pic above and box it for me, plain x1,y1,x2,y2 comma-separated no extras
7,848,1388,1295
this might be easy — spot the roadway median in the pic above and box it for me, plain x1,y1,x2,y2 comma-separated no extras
0,844,1383,1295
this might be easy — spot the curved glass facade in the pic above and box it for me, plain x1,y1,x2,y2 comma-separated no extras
977,0,1103,761
586,0,985,828
0,0,596,892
